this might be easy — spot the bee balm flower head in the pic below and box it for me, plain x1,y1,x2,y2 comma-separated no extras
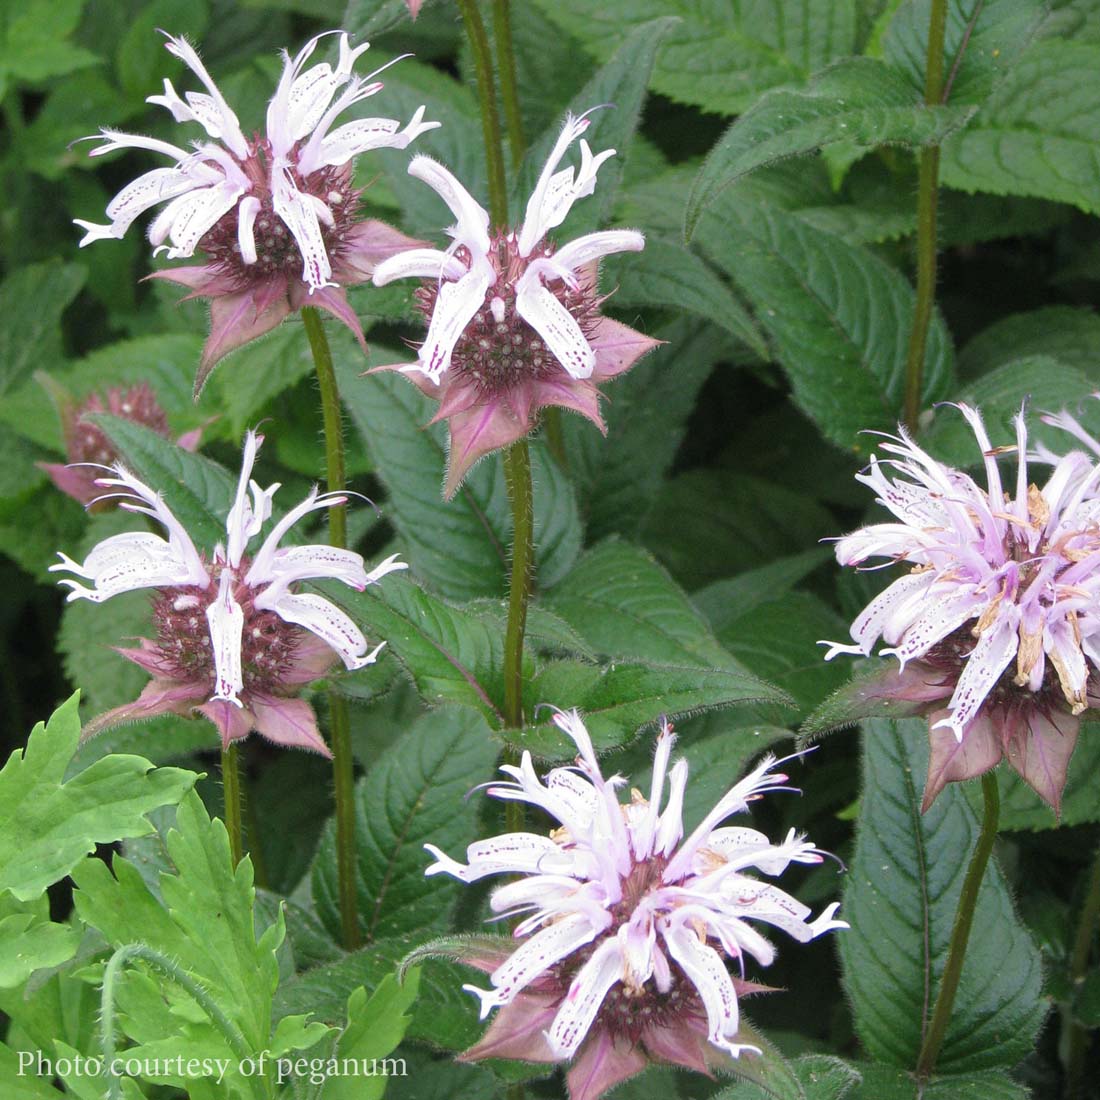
51,430,406,754
75,31,438,391
370,109,660,497
823,403,1100,811
422,711,846,1100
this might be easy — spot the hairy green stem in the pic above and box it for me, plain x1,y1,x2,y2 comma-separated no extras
458,0,508,225
221,742,243,867
901,0,949,432
492,0,525,168
502,441,534,732
302,306,361,951
101,944,270,1100
916,771,1000,1080
1065,843,1100,1097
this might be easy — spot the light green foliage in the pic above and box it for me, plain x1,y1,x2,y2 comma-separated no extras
0,694,195,902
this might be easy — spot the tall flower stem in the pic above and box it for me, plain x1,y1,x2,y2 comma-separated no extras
901,0,949,432
492,0,525,168
458,0,508,225
1065,843,1100,1097
221,743,243,866
916,771,1000,1080
302,305,361,951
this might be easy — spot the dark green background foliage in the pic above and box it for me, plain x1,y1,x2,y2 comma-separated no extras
1,0,1098,1098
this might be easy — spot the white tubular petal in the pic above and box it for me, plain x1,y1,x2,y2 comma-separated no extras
662,922,750,1057
631,720,675,860
256,544,369,593
518,111,593,256
225,431,265,568
372,247,467,286
408,156,491,256
154,183,244,258
74,220,124,246
839,570,936,657
424,832,565,881
552,229,645,272
237,195,261,265
366,552,408,584
206,569,245,705
159,34,248,158
722,881,815,941
50,532,201,602
545,937,624,1058
516,281,595,379
655,759,688,857
308,116,399,170
86,129,194,163
103,168,201,237
263,591,371,669
880,588,982,667
702,826,774,866
934,607,1021,740
416,263,493,382
490,913,601,1011
272,165,334,290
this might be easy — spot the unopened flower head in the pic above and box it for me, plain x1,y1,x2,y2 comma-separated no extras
38,380,202,508
371,109,660,497
423,711,845,1100
75,31,438,390
51,430,406,754
823,403,1100,810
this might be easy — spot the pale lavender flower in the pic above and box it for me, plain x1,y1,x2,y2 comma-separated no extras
823,403,1100,810
370,110,658,497
423,711,845,1100
50,430,405,754
75,31,438,390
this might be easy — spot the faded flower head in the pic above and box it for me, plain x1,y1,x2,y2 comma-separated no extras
51,430,405,754
38,380,202,508
423,710,845,1100
823,403,1100,810
75,31,438,390
371,109,659,497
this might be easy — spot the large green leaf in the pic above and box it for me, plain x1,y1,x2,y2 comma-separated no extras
0,0,98,91
941,40,1100,212
340,359,581,601
882,0,1047,106
312,706,498,944
543,538,748,672
686,58,973,236
72,792,326,1097
958,306,1100,379
530,0,858,116
697,192,954,450
319,971,420,1100
842,719,1045,1072
603,235,767,356
0,694,195,902
715,1054,861,1099
849,1064,1029,1099
0,893,81,989
516,658,792,758
0,261,85,397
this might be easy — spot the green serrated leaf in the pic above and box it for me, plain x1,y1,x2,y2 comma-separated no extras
0,894,81,989
603,235,767,356
312,706,497,944
882,0,1047,106
341,358,581,600
1,0,99,84
940,39,1100,211
686,57,973,236
842,720,1045,1072
320,971,421,1100
530,0,857,116
849,1063,1029,1099
544,538,748,672
0,694,196,901
0,261,85,397
274,932,481,1051
515,658,792,758
697,193,953,451
959,306,1100,379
